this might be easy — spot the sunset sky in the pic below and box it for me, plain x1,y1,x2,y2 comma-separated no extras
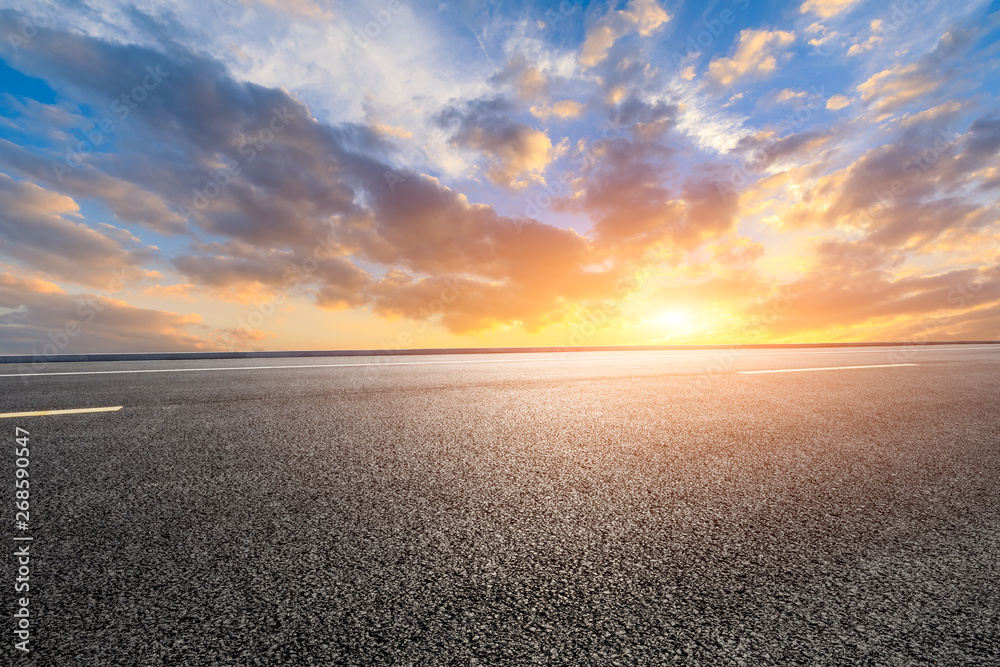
0,0,998,355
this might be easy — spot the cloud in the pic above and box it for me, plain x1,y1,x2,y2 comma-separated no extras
438,97,553,189
254,0,335,20
755,240,1000,340
168,238,372,308
733,128,834,173
847,34,882,56
856,64,938,116
655,269,773,312
530,100,585,120
708,29,796,89
491,56,549,102
900,101,965,127
0,17,373,246
213,324,276,350
609,96,679,138
855,24,987,119
0,15,625,334
144,283,199,301
671,78,754,153
580,0,671,68
826,94,850,110
774,110,998,255
330,162,630,332
0,139,189,236
367,271,614,335
0,173,158,287
806,22,839,49
1,3,996,348
563,137,738,260
0,16,390,311
0,272,215,355
714,235,766,266
774,89,808,105
799,0,864,19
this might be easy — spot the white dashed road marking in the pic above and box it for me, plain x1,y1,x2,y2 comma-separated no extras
0,406,124,418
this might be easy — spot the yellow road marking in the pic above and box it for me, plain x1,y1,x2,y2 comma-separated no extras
0,406,123,419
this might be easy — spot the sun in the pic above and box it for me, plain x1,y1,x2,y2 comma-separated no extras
652,309,693,329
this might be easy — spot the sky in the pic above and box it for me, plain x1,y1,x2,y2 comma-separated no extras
0,0,998,355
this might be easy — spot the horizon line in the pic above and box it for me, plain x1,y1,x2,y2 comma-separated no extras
2,340,998,365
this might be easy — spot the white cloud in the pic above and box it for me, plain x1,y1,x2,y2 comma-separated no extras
671,79,752,154
799,0,865,19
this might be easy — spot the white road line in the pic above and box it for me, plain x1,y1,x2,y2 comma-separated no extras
3,355,718,377
725,346,998,354
740,364,918,375
0,406,123,418
707,346,998,356
0,346,994,378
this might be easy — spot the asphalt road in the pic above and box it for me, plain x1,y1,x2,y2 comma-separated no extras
2,345,999,665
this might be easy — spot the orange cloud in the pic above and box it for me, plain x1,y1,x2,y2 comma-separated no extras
826,94,850,110
0,172,159,288
0,272,215,355
857,64,939,117
753,242,1000,341
847,34,883,56
530,100,585,120
708,29,796,88
3,10,995,349
144,283,200,301
580,0,671,68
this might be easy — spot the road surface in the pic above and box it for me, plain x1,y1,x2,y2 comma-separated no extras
2,345,999,665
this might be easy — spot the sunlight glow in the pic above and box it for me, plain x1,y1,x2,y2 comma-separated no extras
652,309,693,329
